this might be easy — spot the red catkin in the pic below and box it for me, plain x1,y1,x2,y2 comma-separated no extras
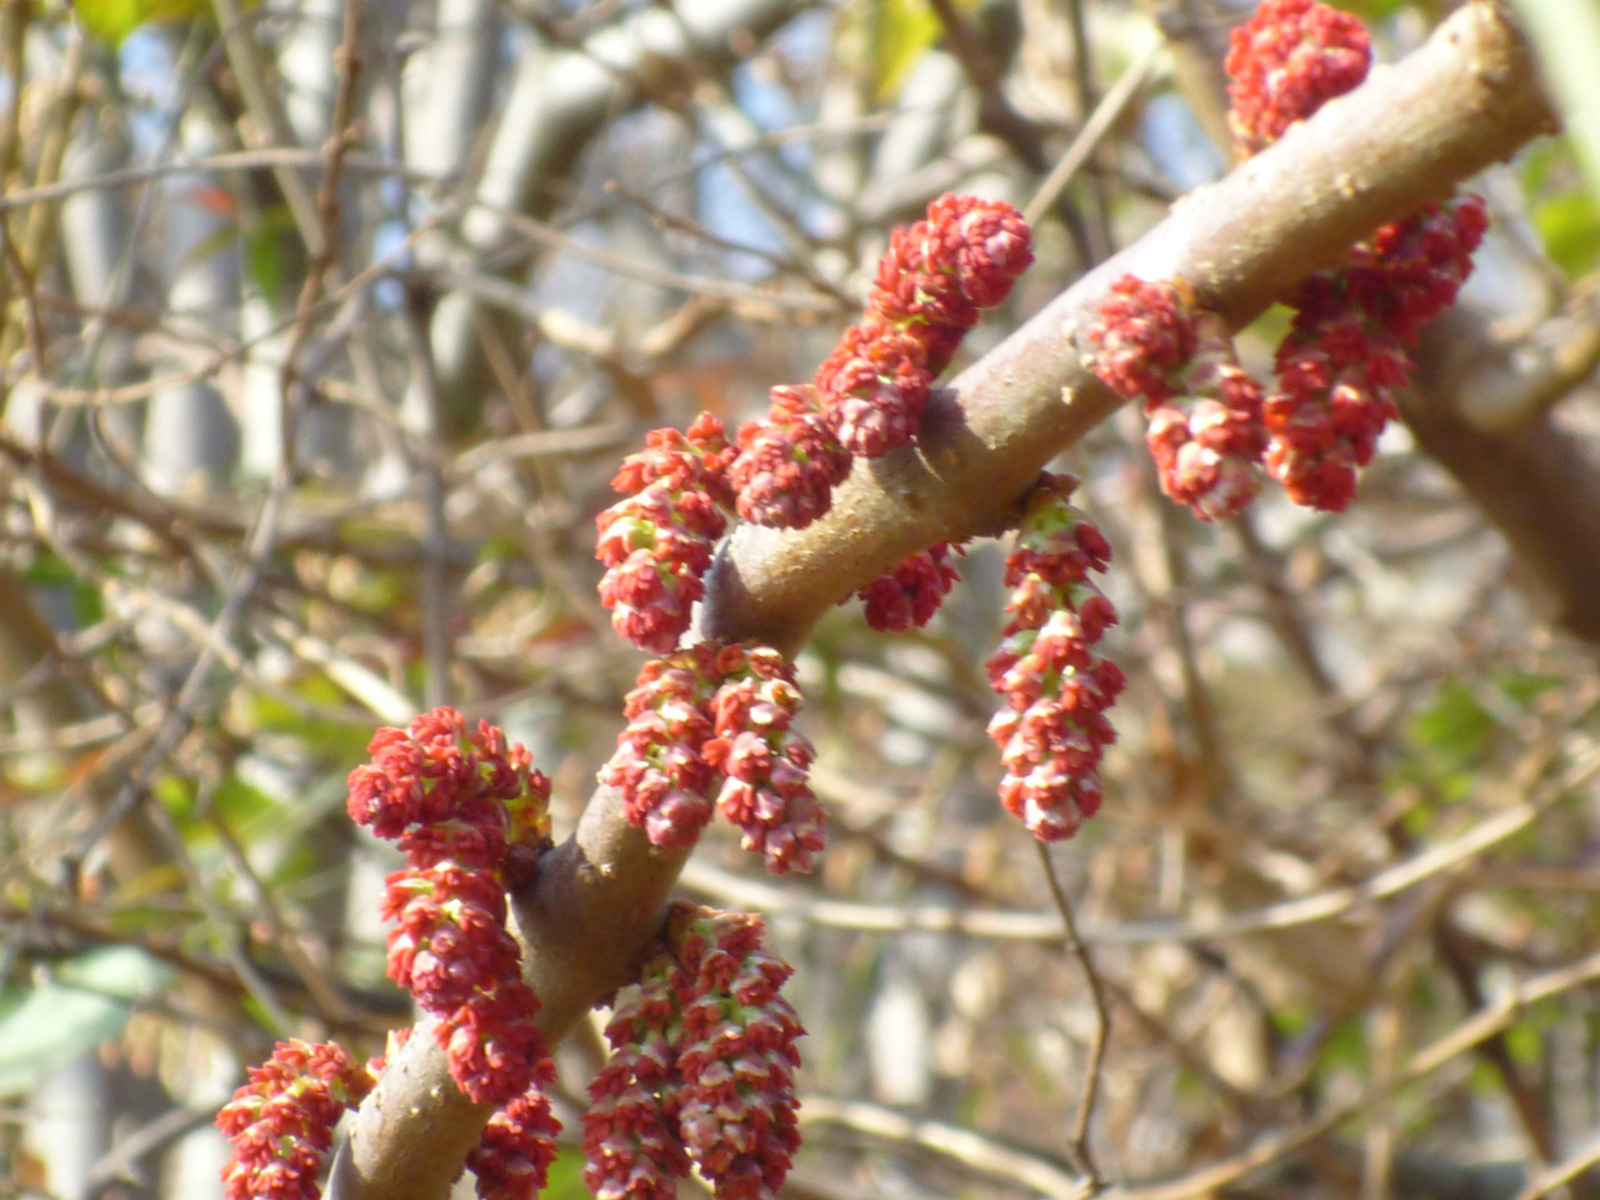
1225,0,1371,160
986,476,1125,842
583,906,803,1200
854,542,964,632
730,194,1032,529
597,413,736,654
348,708,556,1106
1226,1,1487,510
703,646,825,875
217,1041,375,1200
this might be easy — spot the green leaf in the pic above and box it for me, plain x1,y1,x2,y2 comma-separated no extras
1534,188,1600,280
0,948,173,1096
870,0,941,99
540,1147,591,1200
74,0,206,47
1409,681,1493,768
74,0,155,46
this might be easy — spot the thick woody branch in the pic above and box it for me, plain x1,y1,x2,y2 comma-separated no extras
705,1,1556,656
329,7,1559,1200
1403,302,1600,643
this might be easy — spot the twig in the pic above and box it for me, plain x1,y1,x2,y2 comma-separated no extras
1037,841,1111,1191
1514,1136,1600,1200
799,1094,1086,1200
677,753,1599,943
399,288,453,710
1060,0,1112,255
1117,950,1600,1200
86,1105,220,1194
1026,40,1163,227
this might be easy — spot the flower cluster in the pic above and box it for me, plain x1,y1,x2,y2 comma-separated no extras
582,967,687,1200
1224,0,1487,510
854,541,964,631
217,1040,375,1200
600,642,726,848
727,194,1032,531
729,385,853,530
1089,3,1486,515
986,476,1125,841
1089,275,1199,405
347,708,556,1107
602,643,825,874
703,646,825,875
1147,311,1268,520
584,906,804,1200
597,413,737,654
466,1089,564,1200
1091,281,1267,520
1266,197,1487,508
1224,0,1371,159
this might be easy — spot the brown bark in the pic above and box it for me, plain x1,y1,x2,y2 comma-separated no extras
329,7,1562,1199
1403,303,1600,642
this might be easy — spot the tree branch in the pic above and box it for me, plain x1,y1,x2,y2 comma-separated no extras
329,7,1561,1199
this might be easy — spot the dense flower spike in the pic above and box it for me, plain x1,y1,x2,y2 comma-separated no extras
704,646,826,874
1264,193,1488,511
1226,2,1487,510
1089,276,1199,405
731,194,1032,527
348,708,555,1105
1225,0,1371,159
217,1040,375,1200
729,386,853,529
1090,279,1266,519
814,321,934,459
855,542,963,631
597,413,736,653
669,908,803,1199
583,969,690,1200
583,907,804,1200
986,476,1125,842
1146,313,1269,520
600,644,725,849
466,1088,564,1200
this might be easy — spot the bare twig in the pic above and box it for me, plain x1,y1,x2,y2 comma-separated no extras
799,1094,1086,1200
1117,950,1600,1200
1037,841,1112,1191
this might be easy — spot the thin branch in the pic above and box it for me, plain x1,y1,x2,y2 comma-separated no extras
1026,41,1163,227
799,1094,1086,1200
1514,1136,1600,1200
1037,842,1112,1192
677,743,1598,944
1116,949,1600,1200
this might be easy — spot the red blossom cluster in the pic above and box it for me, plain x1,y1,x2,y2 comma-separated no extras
348,708,555,1106
600,642,725,848
728,194,1032,532
729,385,852,530
1265,195,1488,509
703,646,825,874
602,643,825,874
1224,0,1371,159
1091,281,1267,520
1089,275,1198,404
596,413,737,654
217,1040,375,1200
465,1089,564,1200
986,476,1125,841
584,907,803,1200
1229,0,1487,510
853,541,964,631
1090,1,1486,515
